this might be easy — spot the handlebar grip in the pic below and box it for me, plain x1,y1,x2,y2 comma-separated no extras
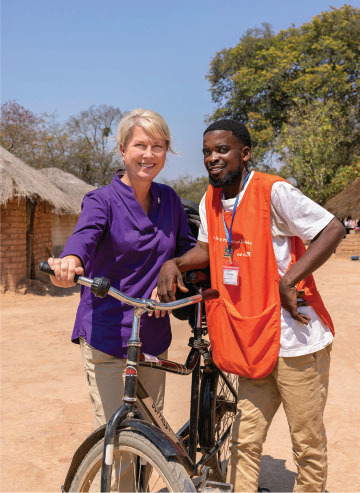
38,261,79,283
202,288,219,301
39,261,55,276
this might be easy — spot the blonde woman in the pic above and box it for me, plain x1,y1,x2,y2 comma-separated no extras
49,109,195,428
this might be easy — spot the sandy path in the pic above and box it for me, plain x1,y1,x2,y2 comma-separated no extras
1,256,359,492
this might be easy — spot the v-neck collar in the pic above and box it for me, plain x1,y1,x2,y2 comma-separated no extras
112,169,160,232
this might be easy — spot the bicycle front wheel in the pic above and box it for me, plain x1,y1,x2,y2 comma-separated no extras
69,429,195,492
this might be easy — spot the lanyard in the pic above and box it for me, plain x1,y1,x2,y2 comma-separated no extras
221,172,250,253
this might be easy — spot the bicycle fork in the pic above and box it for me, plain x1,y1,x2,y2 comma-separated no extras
101,305,147,492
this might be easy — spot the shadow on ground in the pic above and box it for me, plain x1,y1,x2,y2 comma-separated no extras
16,276,81,297
259,455,296,492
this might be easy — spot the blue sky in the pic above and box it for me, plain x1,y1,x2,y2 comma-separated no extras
1,0,358,180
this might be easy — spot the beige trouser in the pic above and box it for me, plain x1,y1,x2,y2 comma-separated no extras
80,339,167,491
80,338,167,428
227,344,332,493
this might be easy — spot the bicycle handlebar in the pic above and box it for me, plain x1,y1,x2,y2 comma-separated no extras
38,261,219,312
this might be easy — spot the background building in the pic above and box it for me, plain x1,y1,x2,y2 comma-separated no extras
0,147,94,291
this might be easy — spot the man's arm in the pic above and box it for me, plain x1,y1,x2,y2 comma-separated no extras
157,241,209,302
279,217,345,324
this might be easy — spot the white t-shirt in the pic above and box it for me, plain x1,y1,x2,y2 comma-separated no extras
198,171,334,357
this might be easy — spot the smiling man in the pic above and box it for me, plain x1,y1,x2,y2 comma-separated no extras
157,119,345,492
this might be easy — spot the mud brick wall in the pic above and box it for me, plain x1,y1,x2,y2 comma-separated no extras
52,214,78,257
32,202,53,275
0,198,27,290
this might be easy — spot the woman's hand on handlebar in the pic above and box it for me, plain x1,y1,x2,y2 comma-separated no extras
148,286,171,319
47,255,84,288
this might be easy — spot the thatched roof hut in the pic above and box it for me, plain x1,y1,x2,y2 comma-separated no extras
37,168,95,256
324,179,360,219
0,147,95,291
38,167,95,214
0,147,73,213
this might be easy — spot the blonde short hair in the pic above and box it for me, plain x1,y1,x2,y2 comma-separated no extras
116,108,174,153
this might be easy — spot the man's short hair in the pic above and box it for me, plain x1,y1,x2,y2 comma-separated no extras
203,119,252,148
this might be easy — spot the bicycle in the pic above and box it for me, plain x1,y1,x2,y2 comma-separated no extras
39,262,238,492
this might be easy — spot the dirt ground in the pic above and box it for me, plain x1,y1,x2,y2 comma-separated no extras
1,256,359,492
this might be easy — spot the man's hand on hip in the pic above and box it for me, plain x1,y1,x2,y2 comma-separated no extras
279,278,311,325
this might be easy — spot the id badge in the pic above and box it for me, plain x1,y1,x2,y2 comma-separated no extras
223,259,239,286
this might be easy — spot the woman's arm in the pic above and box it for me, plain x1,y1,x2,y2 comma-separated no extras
49,191,108,287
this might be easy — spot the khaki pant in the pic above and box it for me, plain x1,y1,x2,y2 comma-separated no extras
80,339,168,491
227,345,332,493
80,338,167,428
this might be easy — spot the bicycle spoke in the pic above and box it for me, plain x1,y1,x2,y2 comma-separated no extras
212,372,238,480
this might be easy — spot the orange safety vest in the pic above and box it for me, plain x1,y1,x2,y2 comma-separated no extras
205,171,334,379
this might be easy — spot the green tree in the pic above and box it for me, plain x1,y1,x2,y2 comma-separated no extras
207,5,360,193
277,100,351,203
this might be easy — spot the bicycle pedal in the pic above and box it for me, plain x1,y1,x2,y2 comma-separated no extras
200,480,233,492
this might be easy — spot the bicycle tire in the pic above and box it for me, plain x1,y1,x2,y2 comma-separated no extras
69,429,195,492
200,370,238,482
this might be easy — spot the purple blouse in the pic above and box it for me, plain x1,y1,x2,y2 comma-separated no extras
61,170,195,358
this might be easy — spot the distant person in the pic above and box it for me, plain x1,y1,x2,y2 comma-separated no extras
157,119,345,492
344,217,352,234
48,108,195,428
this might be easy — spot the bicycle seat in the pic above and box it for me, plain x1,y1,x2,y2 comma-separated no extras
172,268,211,322
185,270,210,286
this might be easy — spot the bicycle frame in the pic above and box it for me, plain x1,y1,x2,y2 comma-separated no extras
100,288,238,492
37,262,237,492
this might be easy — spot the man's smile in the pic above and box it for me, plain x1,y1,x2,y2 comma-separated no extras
208,164,226,175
